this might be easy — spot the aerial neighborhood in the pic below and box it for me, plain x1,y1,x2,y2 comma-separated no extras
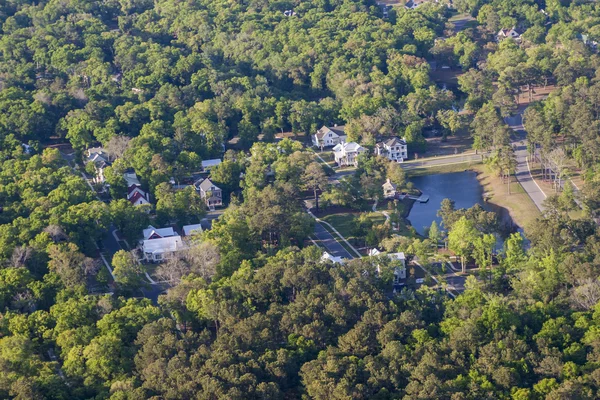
7,0,600,397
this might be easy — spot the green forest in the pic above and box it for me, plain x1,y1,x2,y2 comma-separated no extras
4,0,600,398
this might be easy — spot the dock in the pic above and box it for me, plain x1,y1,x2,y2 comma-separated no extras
398,194,429,203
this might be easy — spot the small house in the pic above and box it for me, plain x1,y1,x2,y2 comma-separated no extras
369,249,407,285
497,27,521,41
382,179,399,199
321,251,345,264
85,147,110,184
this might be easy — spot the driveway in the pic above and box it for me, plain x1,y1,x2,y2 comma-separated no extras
313,222,354,260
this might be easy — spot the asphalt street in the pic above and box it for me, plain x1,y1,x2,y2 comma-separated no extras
313,221,354,260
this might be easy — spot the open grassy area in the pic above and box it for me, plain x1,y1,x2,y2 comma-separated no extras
321,212,386,244
472,164,541,230
406,160,482,177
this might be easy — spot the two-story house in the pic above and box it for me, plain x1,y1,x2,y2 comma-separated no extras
497,27,521,41
124,171,150,206
195,178,223,209
375,137,408,162
332,142,366,167
85,147,110,184
312,125,347,148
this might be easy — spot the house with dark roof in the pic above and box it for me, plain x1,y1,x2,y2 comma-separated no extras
195,178,223,209
375,137,408,162
312,125,347,148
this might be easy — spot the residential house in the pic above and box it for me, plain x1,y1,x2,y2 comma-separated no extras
332,142,366,167
195,178,223,209
497,27,521,41
142,236,184,262
375,137,408,162
124,172,150,206
369,248,407,285
382,179,399,199
321,251,345,264
140,225,184,262
578,33,599,51
201,159,222,172
312,125,347,148
182,224,203,237
85,147,110,184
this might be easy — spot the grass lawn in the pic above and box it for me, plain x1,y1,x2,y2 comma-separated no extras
406,160,482,177
321,212,386,244
472,164,541,230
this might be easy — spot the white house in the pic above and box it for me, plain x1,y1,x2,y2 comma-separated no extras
141,225,184,262
375,137,408,162
369,249,407,284
333,142,366,167
142,236,185,262
124,172,150,206
85,147,110,184
201,159,222,172
321,251,345,264
313,125,347,148
497,27,521,41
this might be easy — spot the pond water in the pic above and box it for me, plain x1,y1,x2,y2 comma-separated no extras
408,171,484,235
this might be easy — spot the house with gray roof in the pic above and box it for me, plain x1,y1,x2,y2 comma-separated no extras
375,137,408,162
333,142,366,166
313,125,347,148
195,178,223,209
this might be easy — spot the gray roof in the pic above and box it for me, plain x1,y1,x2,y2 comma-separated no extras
316,125,346,139
377,137,407,148
198,178,221,192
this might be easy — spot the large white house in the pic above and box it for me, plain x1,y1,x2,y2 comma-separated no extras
369,248,407,285
195,178,223,209
333,142,366,167
313,125,347,148
141,225,184,262
375,137,408,162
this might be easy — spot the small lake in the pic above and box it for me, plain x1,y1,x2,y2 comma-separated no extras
408,171,484,235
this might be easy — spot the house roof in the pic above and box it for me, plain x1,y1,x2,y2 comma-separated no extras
129,191,149,205
198,178,221,192
343,142,364,152
377,137,407,148
142,236,184,255
368,248,382,256
316,125,346,139
182,224,203,236
124,172,141,187
143,225,175,240
201,159,222,169
321,252,345,264
382,179,397,190
389,252,406,262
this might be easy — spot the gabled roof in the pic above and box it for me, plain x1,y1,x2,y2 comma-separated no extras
129,191,149,205
143,225,175,240
377,137,407,148
343,142,364,152
124,172,141,187
316,125,346,139
143,236,184,254
368,248,382,256
198,178,221,192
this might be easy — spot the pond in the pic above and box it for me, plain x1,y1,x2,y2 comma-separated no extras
407,171,484,235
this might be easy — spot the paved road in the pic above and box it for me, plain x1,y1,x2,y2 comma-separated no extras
313,222,354,259
505,109,547,212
